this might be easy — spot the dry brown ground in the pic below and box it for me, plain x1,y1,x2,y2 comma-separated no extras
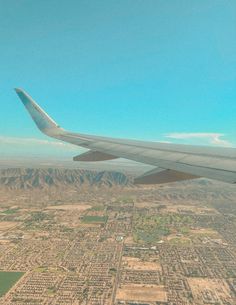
166,234,191,242
0,222,20,231
134,202,159,208
188,278,232,303
122,257,162,271
164,204,218,214
116,284,167,302
77,223,100,228
190,228,219,235
46,204,91,211
124,235,134,244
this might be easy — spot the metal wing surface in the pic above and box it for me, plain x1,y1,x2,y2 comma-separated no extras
15,88,236,184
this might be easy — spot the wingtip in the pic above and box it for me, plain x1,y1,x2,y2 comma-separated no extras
14,88,27,97
15,87,60,133
14,88,23,93
14,88,31,107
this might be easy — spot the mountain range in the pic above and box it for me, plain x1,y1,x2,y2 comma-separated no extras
0,168,133,189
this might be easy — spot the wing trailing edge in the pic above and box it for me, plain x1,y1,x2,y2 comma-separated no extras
134,167,199,184
73,151,118,162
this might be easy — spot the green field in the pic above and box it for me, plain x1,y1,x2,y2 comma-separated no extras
2,208,19,215
0,272,25,296
133,213,194,244
82,215,108,223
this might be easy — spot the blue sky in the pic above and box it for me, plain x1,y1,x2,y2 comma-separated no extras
0,0,235,158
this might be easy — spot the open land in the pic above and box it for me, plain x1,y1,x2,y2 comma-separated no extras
0,222,20,231
116,284,167,302
122,257,162,271
46,204,91,211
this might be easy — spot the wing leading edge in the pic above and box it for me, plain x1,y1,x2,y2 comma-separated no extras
15,88,236,184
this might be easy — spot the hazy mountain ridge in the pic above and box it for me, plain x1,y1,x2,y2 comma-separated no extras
1,169,236,205
0,168,133,189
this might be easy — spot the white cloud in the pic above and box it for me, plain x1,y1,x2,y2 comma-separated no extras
165,133,233,147
0,136,77,150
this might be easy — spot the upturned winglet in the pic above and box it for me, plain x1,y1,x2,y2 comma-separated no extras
15,88,61,135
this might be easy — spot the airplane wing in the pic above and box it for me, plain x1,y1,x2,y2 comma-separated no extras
15,88,236,184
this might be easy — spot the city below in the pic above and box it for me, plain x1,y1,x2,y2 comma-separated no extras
0,167,236,305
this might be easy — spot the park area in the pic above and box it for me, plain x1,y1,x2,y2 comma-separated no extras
82,215,108,223
0,272,24,296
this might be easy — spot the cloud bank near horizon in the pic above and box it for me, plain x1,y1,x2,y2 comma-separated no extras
165,132,234,147
0,136,77,149
0,136,82,158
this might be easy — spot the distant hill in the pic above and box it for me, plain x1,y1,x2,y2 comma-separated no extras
1,168,236,206
0,168,133,189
